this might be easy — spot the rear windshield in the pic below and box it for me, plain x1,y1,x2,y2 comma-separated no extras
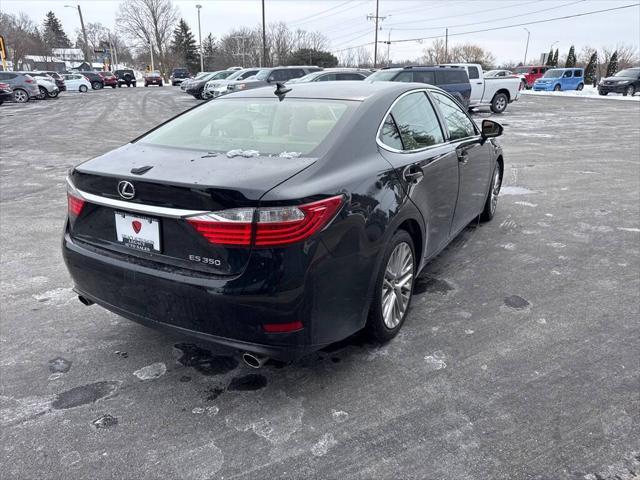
543,69,563,78
139,98,353,155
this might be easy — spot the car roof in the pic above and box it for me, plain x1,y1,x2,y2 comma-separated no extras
225,80,441,102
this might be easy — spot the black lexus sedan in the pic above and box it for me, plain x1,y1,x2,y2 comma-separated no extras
63,82,504,363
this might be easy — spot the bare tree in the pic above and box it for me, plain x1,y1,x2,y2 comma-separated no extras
355,46,372,68
0,12,47,66
116,0,178,72
421,38,447,65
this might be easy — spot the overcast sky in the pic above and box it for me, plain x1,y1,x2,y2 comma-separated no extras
2,0,639,64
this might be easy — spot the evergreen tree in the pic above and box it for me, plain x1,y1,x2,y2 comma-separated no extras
564,45,576,67
545,48,554,66
171,19,198,73
42,11,71,49
202,33,217,71
552,48,559,66
606,50,618,77
584,51,597,85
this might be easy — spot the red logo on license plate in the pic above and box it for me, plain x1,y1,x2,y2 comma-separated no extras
132,220,142,233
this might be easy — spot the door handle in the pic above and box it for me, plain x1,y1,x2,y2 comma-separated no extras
457,149,469,164
476,82,482,85
403,165,424,184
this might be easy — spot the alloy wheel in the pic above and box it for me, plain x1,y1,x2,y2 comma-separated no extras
381,242,414,329
13,89,28,103
626,85,635,96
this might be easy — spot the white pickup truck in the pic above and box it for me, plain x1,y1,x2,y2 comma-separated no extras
442,63,522,113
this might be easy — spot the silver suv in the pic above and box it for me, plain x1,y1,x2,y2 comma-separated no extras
0,72,41,103
225,66,321,93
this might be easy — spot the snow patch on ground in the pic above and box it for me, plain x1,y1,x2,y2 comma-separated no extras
424,352,447,371
500,186,537,195
522,85,640,101
311,433,338,457
514,201,538,207
133,362,167,380
617,227,640,233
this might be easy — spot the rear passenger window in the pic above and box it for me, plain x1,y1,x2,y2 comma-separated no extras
437,70,468,84
467,66,479,79
317,74,335,81
531,68,538,74
431,92,476,141
413,71,435,84
337,73,365,80
573,70,582,77
387,91,444,150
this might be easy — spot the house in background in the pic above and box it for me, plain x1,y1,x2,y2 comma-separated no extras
51,48,85,63
19,55,66,72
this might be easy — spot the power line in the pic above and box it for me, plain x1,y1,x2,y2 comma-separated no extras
289,0,366,26
331,2,639,53
385,0,540,27
387,3,640,44
390,0,585,31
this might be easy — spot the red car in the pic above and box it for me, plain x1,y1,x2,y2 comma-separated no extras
513,65,550,89
144,71,163,87
100,71,118,88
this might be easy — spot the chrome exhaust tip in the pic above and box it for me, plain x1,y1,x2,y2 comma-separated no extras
78,295,94,306
242,352,269,369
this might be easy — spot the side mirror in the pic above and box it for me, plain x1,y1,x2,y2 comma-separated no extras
267,75,274,83
481,119,503,139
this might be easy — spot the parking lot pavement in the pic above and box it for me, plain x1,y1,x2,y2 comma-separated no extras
1,88,639,480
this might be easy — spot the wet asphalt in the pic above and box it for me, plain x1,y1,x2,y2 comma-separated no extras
1,87,639,480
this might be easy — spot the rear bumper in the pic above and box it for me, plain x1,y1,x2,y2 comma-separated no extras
62,229,368,360
532,84,554,91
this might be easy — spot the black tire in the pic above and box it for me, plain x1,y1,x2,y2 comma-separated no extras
79,85,88,93
599,90,608,96
159,82,163,87
111,85,116,89
480,160,503,222
47,90,59,98
145,84,148,87
38,86,47,100
13,88,29,103
554,84,561,91
490,92,508,114
624,85,635,97
366,229,416,342
576,83,584,91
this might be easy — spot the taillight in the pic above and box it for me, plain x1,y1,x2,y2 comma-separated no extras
25,78,34,83
187,195,344,247
67,193,85,217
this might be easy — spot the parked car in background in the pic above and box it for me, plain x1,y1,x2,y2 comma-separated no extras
224,66,322,94
144,71,164,87
38,71,66,91
598,67,640,96
170,68,190,85
203,68,261,99
441,63,522,113
100,71,118,88
115,69,137,87
366,65,472,109
287,68,372,83
186,70,235,99
78,71,105,90
62,73,91,93
484,69,525,85
533,68,584,92
0,71,40,103
180,72,212,91
62,81,505,362
513,65,550,88
26,73,59,99
0,82,12,105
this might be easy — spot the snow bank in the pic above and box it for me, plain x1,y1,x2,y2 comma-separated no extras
522,85,639,101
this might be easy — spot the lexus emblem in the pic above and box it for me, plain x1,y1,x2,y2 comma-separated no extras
117,180,135,200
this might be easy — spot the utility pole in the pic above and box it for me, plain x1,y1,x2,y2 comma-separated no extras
196,5,203,72
65,5,90,63
523,27,530,65
367,0,386,68
261,0,267,67
444,27,448,63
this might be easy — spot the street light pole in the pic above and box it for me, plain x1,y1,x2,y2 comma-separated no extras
65,5,90,64
523,27,530,65
196,4,203,72
261,0,267,67
150,39,155,71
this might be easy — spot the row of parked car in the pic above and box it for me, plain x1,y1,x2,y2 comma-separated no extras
0,69,139,104
174,63,524,113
